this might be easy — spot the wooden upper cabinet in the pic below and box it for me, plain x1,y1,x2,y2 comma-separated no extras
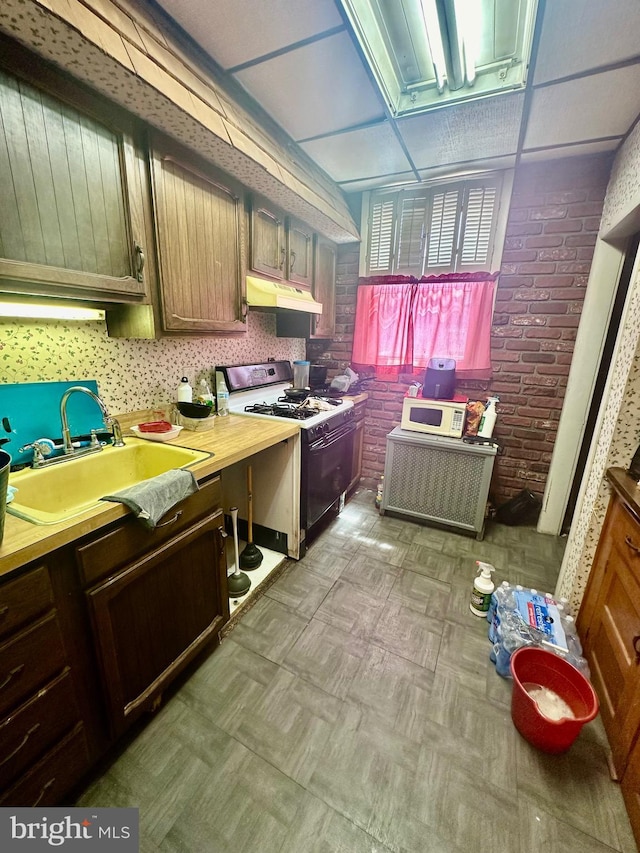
149,135,247,334
0,67,145,301
250,201,285,280
286,216,313,287
312,236,336,339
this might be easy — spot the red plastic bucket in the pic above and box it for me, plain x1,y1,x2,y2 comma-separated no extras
509,646,599,754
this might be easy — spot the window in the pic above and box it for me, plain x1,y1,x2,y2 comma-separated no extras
362,174,508,278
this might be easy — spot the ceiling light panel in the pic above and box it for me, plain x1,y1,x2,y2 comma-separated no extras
339,0,538,116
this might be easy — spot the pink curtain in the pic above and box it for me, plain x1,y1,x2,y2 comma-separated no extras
352,283,414,368
352,273,497,379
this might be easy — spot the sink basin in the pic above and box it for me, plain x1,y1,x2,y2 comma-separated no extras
7,439,211,525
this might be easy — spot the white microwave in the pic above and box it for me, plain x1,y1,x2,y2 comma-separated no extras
401,397,466,438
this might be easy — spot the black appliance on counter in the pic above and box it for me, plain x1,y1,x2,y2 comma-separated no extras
422,357,456,399
217,361,356,551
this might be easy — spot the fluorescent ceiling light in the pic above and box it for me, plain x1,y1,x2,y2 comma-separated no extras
340,0,538,117
0,301,105,320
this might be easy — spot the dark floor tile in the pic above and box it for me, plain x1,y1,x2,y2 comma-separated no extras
340,551,401,598
282,618,368,699
388,569,450,615
230,595,308,663
435,620,493,694
265,561,333,618
369,601,443,671
314,579,386,638
400,542,458,582
518,795,633,853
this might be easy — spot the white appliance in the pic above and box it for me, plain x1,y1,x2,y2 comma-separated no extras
400,396,466,438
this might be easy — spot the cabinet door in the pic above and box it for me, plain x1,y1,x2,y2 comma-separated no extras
250,199,285,279
150,137,247,333
581,498,640,777
0,68,145,301
86,511,228,737
349,419,364,493
311,236,336,339
286,216,313,287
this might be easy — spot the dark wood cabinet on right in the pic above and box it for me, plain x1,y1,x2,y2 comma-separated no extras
578,467,640,850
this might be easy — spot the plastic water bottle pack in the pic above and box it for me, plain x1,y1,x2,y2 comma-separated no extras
487,582,590,679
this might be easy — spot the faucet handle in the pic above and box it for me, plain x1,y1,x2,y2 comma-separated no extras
19,438,55,468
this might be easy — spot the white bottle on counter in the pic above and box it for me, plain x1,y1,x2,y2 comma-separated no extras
177,376,193,403
216,371,229,417
478,396,499,438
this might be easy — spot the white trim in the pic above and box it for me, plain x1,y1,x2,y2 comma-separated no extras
538,239,625,535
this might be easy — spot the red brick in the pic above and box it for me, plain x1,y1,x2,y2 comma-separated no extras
523,375,558,387
529,303,568,314
517,262,557,274
568,202,605,218
557,261,592,274
536,364,571,375
540,340,575,352
584,217,603,231
577,247,595,261
511,316,547,326
521,353,557,363
504,237,524,250
543,220,583,233
502,250,539,263
548,315,581,327
505,339,540,351
538,248,577,261
506,223,544,237
534,275,575,288
513,289,551,301
545,190,588,204
565,233,598,247
491,326,524,337
497,275,534,288
530,206,568,220
524,328,562,339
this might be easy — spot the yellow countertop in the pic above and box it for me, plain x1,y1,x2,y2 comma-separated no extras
0,413,299,577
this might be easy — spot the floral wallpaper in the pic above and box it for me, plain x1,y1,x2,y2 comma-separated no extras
557,123,640,611
0,312,304,414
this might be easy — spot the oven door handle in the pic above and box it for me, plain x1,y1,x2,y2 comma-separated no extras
308,422,356,451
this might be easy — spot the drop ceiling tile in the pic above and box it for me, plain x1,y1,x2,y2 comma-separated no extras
525,66,640,149
418,155,518,182
339,172,417,193
521,139,621,163
534,0,640,84
234,33,385,141
153,0,343,69
397,94,524,170
300,123,412,184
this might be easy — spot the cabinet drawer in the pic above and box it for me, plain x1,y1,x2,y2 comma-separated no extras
612,499,640,569
76,475,221,587
0,565,53,640
0,613,67,717
0,723,89,807
0,668,80,789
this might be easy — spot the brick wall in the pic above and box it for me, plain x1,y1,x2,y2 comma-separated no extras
307,152,613,507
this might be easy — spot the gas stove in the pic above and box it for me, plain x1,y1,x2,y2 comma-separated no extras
219,361,354,440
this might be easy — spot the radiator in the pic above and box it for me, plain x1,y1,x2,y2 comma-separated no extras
381,428,497,539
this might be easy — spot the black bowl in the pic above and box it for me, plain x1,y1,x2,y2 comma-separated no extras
177,401,213,419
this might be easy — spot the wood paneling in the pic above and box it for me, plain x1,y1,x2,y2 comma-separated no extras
0,68,144,298
150,135,247,333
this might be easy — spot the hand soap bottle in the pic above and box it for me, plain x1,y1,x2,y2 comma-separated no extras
470,561,495,617
216,371,229,417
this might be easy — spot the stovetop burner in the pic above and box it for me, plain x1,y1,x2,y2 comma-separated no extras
244,402,317,420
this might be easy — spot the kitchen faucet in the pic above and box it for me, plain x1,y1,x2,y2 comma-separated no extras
60,386,125,455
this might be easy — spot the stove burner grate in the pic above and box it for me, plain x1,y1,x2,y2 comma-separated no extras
243,402,317,420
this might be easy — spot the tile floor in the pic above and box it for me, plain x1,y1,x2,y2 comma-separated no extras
76,488,637,853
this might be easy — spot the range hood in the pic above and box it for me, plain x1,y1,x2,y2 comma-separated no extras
246,276,322,314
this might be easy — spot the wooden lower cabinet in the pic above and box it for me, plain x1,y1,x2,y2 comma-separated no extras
578,468,640,849
86,510,228,737
0,474,229,804
348,398,366,493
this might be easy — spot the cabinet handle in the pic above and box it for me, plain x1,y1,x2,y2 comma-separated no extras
290,250,296,272
156,510,183,528
0,664,25,691
279,247,286,270
625,535,640,555
634,635,640,664
0,723,40,767
134,243,145,282
32,778,55,807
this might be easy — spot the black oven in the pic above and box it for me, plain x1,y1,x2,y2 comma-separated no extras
300,414,356,537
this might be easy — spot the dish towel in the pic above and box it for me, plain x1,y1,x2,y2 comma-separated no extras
101,469,198,529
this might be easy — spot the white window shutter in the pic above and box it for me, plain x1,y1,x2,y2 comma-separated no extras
396,194,428,274
426,189,460,270
459,185,497,267
367,197,396,274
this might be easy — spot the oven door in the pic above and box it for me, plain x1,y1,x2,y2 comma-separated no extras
301,422,356,530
